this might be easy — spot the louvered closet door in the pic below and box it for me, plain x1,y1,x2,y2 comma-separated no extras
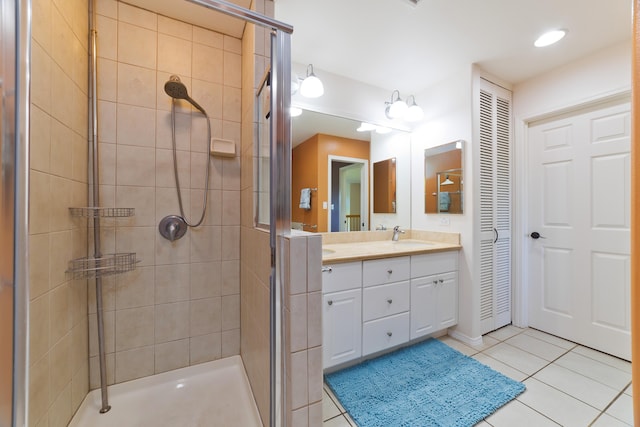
479,79,512,335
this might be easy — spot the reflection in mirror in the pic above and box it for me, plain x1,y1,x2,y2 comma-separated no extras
425,141,464,214
290,110,408,232
373,158,396,213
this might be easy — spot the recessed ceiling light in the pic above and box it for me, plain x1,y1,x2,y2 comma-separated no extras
534,30,567,47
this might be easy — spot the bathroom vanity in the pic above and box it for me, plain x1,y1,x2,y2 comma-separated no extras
321,231,461,369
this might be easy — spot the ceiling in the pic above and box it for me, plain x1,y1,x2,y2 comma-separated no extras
274,0,632,94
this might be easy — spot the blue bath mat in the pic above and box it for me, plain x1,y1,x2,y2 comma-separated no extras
325,339,525,427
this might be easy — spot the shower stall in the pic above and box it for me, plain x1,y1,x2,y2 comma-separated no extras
2,0,296,426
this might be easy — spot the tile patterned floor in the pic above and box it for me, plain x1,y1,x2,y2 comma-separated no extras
322,326,634,426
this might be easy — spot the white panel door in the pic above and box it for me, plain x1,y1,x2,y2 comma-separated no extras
527,101,631,360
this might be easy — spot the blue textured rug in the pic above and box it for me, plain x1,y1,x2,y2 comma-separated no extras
325,339,525,427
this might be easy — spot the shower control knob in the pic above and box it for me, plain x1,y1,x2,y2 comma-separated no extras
327,300,333,306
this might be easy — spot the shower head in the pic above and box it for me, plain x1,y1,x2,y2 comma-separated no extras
164,75,208,116
164,75,189,100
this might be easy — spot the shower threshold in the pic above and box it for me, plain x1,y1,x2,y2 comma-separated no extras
69,355,262,427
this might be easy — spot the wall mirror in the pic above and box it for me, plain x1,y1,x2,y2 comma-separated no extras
424,140,464,214
373,158,396,213
291,109,407,232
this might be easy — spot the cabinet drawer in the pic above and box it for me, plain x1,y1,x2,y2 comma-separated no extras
362,256,410,287
362,312,410,355
322,261,362,293
411,251,458,278
362,281,410,322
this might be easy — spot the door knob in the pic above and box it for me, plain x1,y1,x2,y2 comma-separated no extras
529,232,546,239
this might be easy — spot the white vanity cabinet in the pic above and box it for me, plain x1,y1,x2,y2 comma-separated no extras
322,262,362,368
410,252,459,340
322,249,459,369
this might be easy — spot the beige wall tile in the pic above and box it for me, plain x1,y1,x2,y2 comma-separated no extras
193,26,223,49
189,189,222,227
155,228,192,266
290,350,309,410
307,346,323,404
289,236,307,295
221,329,240,357
190,261,222,299
71,132,88,183
28,353,50,425
115,306,154,351
308,401,323,427
97,57,116,102
221,225,240,261
115,226,156,267
290,294,308,352
96,0,117,19
155,302,190,343
118,2,157,30
115,185,156,226
30,105,51,173
47,382,71,427
117,62,157,109
223,51,242,89
49,333,72,401
115,346,155,383
71,357,89,411
155,148,190,189
221,260,239,296
189,332,221,364
118,22,157,69
31,41,52,113
29,233,50,299
158,33,192,76
155,339,189,373
190,225,221,263
117,104,157,147
32,0,52,52
222,156,241,190
96,15,117,60
30,170,51,234
158,15,192,40
307,292,322,349
116,266,155,309
50,282,71,344
49,119,72,179
191,79,223,120
49,177,72,232
192,43,223,84
50,64,74,129
222,190,240,225
116,145,156,186
51,6,74,74
98,101,117,143
222,86,241,122
190,297,221,336
30,295,50,364
221,294,240,331
291,407,308,427
155,263,190,304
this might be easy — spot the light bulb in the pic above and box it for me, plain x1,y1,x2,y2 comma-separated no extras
300,65,324,98
388,99,408,119
405,104,424,122
534,30,566,47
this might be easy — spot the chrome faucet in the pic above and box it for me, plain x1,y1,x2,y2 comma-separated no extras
376,224,387,231
392,226,405,241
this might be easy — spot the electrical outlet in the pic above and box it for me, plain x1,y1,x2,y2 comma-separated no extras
322,201,328,209
439,217,450,226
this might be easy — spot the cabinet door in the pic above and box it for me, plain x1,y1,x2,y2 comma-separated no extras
410,276,437,340
323,289,362,369
437,272,458,329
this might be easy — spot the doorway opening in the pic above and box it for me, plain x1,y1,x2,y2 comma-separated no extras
328,156,368,232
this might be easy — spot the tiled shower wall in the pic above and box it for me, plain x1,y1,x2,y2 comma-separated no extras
90,0,242,387
28,0,89,425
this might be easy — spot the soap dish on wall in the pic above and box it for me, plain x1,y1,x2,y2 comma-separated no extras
210,138,236,157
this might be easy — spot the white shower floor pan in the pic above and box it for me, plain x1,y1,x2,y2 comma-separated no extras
69,355,262,427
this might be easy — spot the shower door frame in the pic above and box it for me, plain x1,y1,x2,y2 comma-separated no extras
1,0,30,427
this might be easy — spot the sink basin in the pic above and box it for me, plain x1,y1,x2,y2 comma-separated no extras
322,248,335,256
392,240,434,248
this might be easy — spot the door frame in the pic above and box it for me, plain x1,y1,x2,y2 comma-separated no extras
513,91,632,329
327,155,369,232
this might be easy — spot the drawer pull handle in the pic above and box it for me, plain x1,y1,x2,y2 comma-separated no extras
387,332,393,337
387,269,393,274
322,266,333,273
387,299,393,304
439,279,444,283
433,280,438,285
327,300,333,306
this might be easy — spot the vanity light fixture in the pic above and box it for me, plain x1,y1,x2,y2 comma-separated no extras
385,90,424,122
290,107,302,117
357,122,377,132
534,29,567,47
405,95,424,122
441,175,454,185
299,64,324,98
385,90,408,119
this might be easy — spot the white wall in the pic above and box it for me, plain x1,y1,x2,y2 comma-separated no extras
410,66,477,340
370,131,411,230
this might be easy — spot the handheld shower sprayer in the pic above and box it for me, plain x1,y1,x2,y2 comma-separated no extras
159,75,212,239
163,75,208,116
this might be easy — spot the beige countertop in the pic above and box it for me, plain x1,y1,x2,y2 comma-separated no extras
321,230,461,264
